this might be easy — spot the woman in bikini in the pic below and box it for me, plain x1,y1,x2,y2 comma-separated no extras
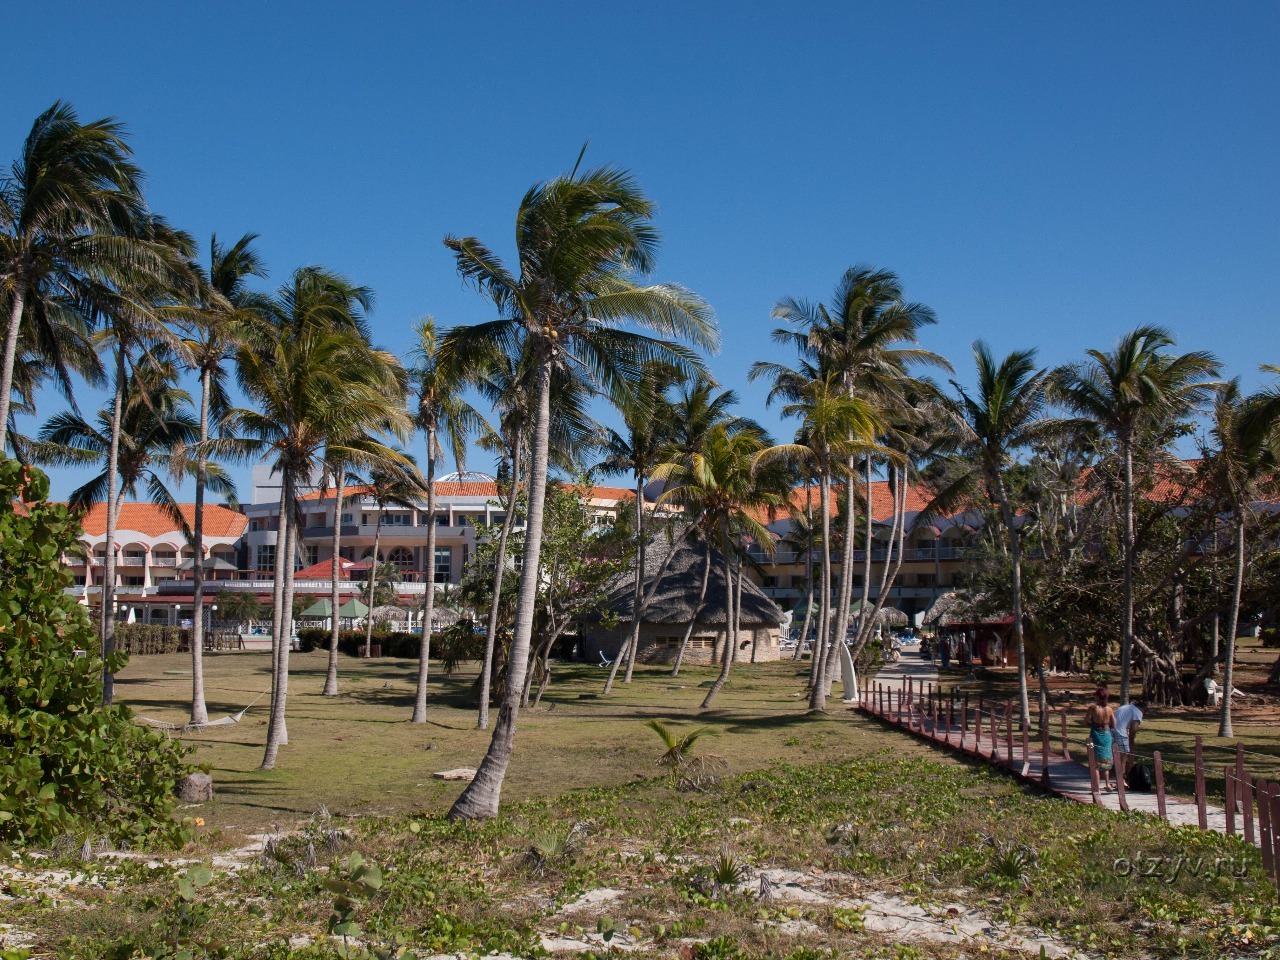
1085,686,1117,791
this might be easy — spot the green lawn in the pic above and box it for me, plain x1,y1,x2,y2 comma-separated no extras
116,650,923,843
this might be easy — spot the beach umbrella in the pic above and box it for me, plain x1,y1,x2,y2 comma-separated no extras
337,598,369,618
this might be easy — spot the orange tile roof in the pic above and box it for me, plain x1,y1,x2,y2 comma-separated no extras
754,481,933,525
77,503,248,539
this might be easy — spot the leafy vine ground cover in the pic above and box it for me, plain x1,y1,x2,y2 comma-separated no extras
5,751,1277,959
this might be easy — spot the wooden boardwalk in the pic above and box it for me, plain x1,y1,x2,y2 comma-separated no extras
866,649,1248,842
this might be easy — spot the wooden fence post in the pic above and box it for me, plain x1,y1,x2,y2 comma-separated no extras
989,706,999,762
1115,749,1128,811
974,699,983,753
1269,787,1280,891
1086,742,1101,805
1020,717,1031,777
1194,735,1208,831
1041,713,1052,788
1243,772,1255,846
1258,781,1274,878
1004,702,1013,769
1060,710,1070,760
1153,750,1168,821
961,694,969,750
1235,743,1245,813
1225,767,1236,836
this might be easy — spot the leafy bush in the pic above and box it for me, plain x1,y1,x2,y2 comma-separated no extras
0,458,192,847
295,624,484,666
1260,626,1279,649
110,623,190,655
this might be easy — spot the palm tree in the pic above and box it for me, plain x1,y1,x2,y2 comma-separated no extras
470,340,599,728
653,423,788,708
0,102,172,452
1245,365,1280,688
234,268,412,770
359,461,422,660
409,317,483,723
944,342,1053,726
599,360,681,691
442,165,717,819
177,233,268,723
1203,381,1280,736
771,267,947,680
1051,326,1219,702
777,376,884,709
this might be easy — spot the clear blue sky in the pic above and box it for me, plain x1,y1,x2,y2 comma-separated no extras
6,2,1278,502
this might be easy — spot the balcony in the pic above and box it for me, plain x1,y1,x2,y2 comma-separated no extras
119,556,147,567
301,525,360,539
151,556,178,567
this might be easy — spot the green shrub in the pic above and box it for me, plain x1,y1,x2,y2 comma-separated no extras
110,623,189,655
0,458,192,848
1260,626,1279,649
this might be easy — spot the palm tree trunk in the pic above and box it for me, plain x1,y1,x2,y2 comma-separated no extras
1120,435,1136,703
412,435,438,723
479,428,522,729
994,470,1031,726
268,483,288,713
189,366,212,725
323,466,347,695
605,478,647,692
449,358,552,820
100,347,126,706
852,465,906,659
859,458,874,649
830,454,859,687
701,532,737,708
793,479,814,662
672,537,711,676
808,469,833,709
363,513,384,657
1218,514,1245,737
0,284,26,454
262,470,296,769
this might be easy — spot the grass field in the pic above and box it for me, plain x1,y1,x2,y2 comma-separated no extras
117,650,926,843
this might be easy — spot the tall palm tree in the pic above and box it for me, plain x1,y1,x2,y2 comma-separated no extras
1051,326,1219,702
442,165,717,820
177,233,268,723
771,267,947,677
1245,365,1280,689
359,461,422,660
470,340,599,729
1203,381,1280,737
943,342,1053,726
778,376,884,709
0,102,172,452
234,268,412,770
599,360,681,691
409,317,483,723
653,423,789,708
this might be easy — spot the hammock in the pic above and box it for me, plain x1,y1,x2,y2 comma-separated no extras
136,692,266,731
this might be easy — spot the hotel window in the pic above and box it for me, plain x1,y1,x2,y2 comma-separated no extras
341,512,353,523
388,547,413,569
435,512,450,526
305,546,320,566
384,512,412,526
256,544,276,571
434,547,452,581
250,520,260,532
122,576,145,587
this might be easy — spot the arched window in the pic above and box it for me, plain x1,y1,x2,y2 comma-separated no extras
387,547,413,569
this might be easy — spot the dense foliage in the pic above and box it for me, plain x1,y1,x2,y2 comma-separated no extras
0,458,192,847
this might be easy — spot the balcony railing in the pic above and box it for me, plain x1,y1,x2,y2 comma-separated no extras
120,556,147,567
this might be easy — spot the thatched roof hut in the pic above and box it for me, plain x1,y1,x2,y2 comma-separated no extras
600,535,785,628
584,534,786,665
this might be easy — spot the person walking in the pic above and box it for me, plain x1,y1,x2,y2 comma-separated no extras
1112,698,1145,756
1086,686,1117,792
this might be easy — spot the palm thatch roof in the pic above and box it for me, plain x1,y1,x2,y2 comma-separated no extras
602,534,785,627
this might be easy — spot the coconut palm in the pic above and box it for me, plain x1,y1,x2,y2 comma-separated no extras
653,422,789,708
470,339,599,729
941,342,1054,725
775,375,884,709
1051,326,1219,702
0,102,176,452
441,165,717,819
234,267,412,770
598,360,682,691
359,460,422,661
771,267,947,680
409,317,484,723
1202,380,1280,736
176,233,268,723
